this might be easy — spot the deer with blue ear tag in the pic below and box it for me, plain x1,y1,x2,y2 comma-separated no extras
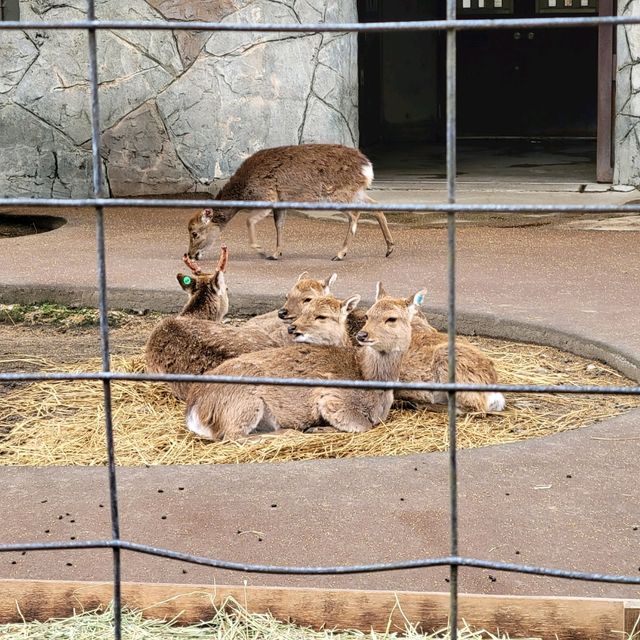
293,283,505,415
389,286,506,414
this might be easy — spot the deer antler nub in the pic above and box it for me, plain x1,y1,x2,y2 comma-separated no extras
182,253,202,275
217,244,228,272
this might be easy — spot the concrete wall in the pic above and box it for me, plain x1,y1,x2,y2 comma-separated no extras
615,1,640,186
0,0,358,197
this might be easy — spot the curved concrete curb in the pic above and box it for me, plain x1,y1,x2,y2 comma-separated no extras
2,283,639,382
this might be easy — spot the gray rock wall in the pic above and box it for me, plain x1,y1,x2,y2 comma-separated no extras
615,1,640,185
0,0,358,197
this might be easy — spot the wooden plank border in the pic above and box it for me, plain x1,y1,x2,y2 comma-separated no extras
626,602,640,638
597,0,615,183
0,579,632,640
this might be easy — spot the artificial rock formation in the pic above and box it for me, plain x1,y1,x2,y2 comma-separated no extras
0,0,358,197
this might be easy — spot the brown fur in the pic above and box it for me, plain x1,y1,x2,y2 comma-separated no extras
243,272,336,345
271,272,444,347
145,260,281,401
187,144,394,261
291,283,505,414
373,284,504,413
184,292,418,441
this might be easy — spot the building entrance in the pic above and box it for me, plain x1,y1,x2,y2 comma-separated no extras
357,0,614,181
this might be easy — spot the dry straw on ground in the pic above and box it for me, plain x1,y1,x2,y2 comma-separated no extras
0,598,539,639
0,337,638,467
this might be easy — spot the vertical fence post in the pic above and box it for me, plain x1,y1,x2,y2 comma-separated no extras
84,2,122,638
446,0,459,637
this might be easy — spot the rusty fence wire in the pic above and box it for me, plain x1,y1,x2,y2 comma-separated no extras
1,2,640,639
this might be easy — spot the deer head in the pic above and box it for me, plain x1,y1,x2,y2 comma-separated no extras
278,272,338,321
355,282,426,353
187,207,229,260
177,244,229,321
288,295,360,346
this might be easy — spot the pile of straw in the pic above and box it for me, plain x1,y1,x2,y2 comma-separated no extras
0,337,637,467
0,599,538,639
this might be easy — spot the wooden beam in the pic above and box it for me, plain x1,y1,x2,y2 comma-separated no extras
597,0,615,183
0,579,628,640
626,602,640,638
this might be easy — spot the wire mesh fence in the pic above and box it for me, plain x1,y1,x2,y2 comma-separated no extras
1,2,640,639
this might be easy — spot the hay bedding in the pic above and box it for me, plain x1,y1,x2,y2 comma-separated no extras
0,337,638,467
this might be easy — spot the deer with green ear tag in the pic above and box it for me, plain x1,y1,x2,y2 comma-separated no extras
144,245,282,401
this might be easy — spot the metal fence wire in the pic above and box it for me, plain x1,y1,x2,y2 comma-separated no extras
1,2,640,639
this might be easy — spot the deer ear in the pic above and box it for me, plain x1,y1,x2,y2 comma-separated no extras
375,282,387,301
212,269,226,293
340,294,360,317
407,289,427,318
296,270,309,283
177,273,195,292
200,208,214,224
323,272,337,293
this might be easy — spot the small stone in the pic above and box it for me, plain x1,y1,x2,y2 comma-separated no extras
582,183,610,193
611,184,637,192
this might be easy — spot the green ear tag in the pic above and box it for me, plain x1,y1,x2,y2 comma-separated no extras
182,276,192,286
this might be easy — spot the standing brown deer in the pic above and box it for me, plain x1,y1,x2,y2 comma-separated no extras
187,144,394,262
145,246,284,401
184,286,423,441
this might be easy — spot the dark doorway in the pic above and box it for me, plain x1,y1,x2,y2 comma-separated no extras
358,1,603,145
357,1,444,147
457,3,598,137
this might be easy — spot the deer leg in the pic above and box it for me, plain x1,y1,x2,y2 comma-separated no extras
318,392,372,433
246,208,272,253
363,194,395,258
332,211,360,261
266,209,286,260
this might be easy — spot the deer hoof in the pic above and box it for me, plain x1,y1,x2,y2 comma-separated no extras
331,254,345,262
266,253,281,261
385,244,395,258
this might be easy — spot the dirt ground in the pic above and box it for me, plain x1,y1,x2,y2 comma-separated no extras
0,310,159,401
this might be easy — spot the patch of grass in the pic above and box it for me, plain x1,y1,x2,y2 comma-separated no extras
0,303,157,329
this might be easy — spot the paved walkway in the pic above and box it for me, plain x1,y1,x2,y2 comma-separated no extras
0,186,639,600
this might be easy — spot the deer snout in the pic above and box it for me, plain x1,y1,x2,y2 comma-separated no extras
278,308,289,320
356,331,370,344
288,324,299,335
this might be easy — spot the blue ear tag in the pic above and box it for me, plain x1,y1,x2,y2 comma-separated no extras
182,276,192,286
415,292,425,305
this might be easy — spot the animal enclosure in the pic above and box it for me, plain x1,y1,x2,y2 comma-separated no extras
1,2,640,640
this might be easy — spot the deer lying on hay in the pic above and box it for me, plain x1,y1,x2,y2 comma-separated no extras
187,144,395,262
184,285,423,441
145,246,285,401
284,276,506,414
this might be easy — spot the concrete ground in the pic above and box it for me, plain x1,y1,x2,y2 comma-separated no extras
0,168,639,602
